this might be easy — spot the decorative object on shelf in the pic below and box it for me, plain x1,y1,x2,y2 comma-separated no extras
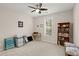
18,21,23,28
57,22,70,46
63,25,66,27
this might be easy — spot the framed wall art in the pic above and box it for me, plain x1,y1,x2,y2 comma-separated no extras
18,21,23,28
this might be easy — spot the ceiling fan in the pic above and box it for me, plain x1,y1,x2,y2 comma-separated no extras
28,3,48,14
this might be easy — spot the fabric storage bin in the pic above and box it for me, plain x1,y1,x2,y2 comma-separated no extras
27,36,33,42
23,36,28,43
14,37,25,47
4,37,15,50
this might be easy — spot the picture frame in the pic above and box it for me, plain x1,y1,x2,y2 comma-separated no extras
40,24,43,28
18,21,23,27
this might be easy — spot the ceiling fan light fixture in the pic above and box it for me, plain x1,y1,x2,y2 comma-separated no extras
36,9,40,12
28,3,48,14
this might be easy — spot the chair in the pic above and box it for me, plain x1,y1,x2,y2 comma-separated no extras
65,42,79,56
32,32,41,40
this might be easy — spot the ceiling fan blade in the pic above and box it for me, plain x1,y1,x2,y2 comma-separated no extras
39,3,42,8
31,10,36,12
28,6,36,9
36,4,39,8
40,8,48,11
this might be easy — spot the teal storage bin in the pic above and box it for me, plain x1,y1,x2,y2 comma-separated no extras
4,37,15,50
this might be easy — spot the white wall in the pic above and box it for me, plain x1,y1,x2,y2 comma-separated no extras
73,4,79,47
33,10,73,44
0,9,33,51
16,13,33,37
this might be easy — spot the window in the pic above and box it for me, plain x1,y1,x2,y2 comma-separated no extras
44,19,52,35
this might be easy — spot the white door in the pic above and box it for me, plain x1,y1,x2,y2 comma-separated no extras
43,19,53,43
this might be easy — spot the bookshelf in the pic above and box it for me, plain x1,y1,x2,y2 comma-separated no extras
57,22,70,46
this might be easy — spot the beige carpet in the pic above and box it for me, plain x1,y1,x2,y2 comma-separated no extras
0,41,65,56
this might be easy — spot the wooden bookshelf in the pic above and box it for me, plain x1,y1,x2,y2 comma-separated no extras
57,22,70,46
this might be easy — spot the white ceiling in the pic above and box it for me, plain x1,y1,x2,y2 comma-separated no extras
0,3,75,17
